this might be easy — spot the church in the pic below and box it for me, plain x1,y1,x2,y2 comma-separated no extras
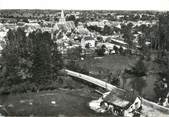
53,10,75,32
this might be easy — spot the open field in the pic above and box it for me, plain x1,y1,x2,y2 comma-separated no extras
80,55,137,73
79,55,137,80
0,89,116,116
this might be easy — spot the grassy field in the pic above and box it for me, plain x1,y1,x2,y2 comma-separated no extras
79,55,137,81
0,88,116,116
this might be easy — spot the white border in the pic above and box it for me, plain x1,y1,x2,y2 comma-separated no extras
0,0,169,11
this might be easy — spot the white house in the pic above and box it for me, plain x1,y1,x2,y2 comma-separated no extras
0,23,3,28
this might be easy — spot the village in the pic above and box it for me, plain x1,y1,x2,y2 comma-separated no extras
0,10,158,56
0,9,169,117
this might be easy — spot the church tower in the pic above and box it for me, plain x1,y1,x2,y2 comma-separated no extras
59,10,66,23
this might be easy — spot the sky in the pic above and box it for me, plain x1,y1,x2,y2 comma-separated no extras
0,0,169,11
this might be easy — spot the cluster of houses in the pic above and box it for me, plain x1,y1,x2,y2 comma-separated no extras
51,10,131,55
0,10,159,57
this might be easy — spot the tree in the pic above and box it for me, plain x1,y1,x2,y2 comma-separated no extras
97,36,103,42
107,71,120,86
154,57,169,102
102,25,113,35
66,60,89,75
148,24,159,50
85,43,90,49
96,45,106,56
131,56,147,77
0,27,32,86
0,28,63,93
66,15,76,21
121,24,134,49
31,31,63,84
119,46,124,55
138,34,146,48
124,56,147,95
67,46,82,61
159,14,169,51
138,34,149,56
22,17,29,23
113,46,118,54
87,25,102,34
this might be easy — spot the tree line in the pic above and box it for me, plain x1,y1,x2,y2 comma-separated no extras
0,28,63,94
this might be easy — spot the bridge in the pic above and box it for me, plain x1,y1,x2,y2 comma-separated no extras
64,69,169,115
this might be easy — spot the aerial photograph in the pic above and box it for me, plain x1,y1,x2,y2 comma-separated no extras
0,0,169,116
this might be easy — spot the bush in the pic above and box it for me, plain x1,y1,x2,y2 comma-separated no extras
95,48,105,56
0,80,61,94
66,60,89,75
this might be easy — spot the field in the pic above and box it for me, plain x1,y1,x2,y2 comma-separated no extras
79,55,137,81
0,88,116,116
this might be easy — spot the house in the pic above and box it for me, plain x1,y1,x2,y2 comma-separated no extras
81,36,96,49
76,25,90,35
23,23,41,36
89,90,142,116
0,27,8,53
0,23,3,28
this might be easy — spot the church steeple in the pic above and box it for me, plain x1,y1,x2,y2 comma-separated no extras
59,10,66,23
61,10,65,19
